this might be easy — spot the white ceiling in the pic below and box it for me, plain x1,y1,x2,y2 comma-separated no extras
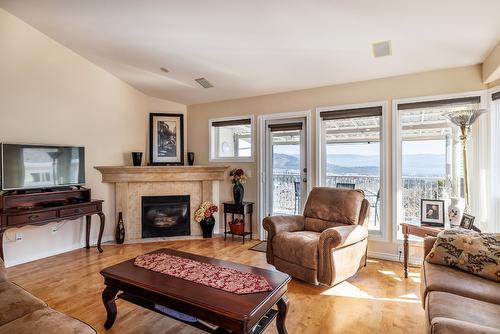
1,0,500,105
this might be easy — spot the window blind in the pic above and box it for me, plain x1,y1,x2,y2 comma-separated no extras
211,118,251,127
320,106,382,120
397,96,481,110
492,91,500,101
268,122,303,132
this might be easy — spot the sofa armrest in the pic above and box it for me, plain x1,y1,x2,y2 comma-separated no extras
263,215,305,264
423,236,437,258
0,258,6,282
319,225,368,250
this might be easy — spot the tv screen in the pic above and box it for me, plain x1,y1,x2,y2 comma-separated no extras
1,144,85,190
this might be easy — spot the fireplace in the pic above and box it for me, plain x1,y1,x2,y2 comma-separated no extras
141,195,190,238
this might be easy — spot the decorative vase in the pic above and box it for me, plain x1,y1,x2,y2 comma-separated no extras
131,152,143,166
116,212,125,244
448,197,465,227
200,216,215,238
233,182,244,205
187,152,195,166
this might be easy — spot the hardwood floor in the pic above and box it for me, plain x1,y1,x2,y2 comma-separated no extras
5,238,426,334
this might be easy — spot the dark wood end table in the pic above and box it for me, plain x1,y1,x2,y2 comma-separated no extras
100,248,291,334
400,222,444,278
223,202,253,244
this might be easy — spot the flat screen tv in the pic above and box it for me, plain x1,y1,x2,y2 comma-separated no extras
0,143,85,191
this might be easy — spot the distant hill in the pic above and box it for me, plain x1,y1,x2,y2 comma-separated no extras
273,153,445,177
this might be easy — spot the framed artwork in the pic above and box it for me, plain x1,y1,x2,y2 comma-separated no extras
149,113,184,165
421,199,445,226
459,213,475,230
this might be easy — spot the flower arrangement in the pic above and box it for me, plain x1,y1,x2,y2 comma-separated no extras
229,168,247,185
194,201,218,223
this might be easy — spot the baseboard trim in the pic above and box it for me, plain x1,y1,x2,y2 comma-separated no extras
368,250,422,266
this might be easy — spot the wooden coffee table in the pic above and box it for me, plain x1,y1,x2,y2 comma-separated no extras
100,248,291,334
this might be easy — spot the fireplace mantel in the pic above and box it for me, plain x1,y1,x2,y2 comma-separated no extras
95,165,230,240
94,165,229,183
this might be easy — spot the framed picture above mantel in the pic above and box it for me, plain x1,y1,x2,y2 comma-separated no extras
149,113,184,165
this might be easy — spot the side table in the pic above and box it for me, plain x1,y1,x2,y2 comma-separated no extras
400,222,444,278
223,202,253,244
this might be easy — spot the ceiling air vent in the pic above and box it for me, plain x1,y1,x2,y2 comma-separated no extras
372,40,392,58
195,77,214,88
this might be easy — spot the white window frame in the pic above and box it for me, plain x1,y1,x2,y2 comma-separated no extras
488,86,500,233
208,115,255,162
316,101,389,241
392,90,488,242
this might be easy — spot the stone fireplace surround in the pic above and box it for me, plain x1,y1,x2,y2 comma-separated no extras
94,166,229,241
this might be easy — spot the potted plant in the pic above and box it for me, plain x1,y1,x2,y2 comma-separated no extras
194,201,218,238
229,168,247,205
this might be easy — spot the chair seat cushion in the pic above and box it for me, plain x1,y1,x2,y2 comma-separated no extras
426,291,500,333
0,281,46,326
422,261,500,305
0,308,97,334
272,231,320,269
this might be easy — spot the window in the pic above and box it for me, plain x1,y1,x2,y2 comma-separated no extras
209,116,254,161
394,95,482,237
318,104,386,235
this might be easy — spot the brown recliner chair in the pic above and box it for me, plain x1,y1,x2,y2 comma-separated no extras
263,187,370,286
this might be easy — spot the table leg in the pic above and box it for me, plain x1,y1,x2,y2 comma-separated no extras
403,231,409,278
97,212,105,253
0,229,4,261
250,212,253,240
224,212,227,241
102,286,119,329
85,216,91,249
276,295,289,334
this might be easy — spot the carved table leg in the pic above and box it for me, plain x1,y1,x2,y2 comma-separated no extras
102,286,118,329
85,216,91,249
403,231,409,278
276,295,289,334
0,229,5,261
97,213,105,253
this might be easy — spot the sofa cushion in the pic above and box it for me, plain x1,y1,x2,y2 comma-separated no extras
422,261,500,305
0,281,46,326
0,308,97,334
272,231,320,269
426,291,500,333
426,228,500,282
303,187,365,231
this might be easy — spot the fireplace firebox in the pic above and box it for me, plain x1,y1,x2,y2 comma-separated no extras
141,195,190,238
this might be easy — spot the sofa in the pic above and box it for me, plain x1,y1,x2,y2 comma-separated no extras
0,258,96,334
263,187,369,286
421,236,500,334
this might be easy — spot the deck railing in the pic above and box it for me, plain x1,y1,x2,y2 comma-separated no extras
272,173,444,229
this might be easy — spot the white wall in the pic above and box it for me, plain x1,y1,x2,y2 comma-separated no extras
0,9,186,267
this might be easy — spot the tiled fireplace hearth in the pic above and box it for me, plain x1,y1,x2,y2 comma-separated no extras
142,195,190,238
95,165,229,241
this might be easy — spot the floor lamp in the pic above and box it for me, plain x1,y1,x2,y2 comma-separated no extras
443,109,486,212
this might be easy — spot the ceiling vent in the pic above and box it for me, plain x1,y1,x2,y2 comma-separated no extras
372,40,392,58
195,77,214,88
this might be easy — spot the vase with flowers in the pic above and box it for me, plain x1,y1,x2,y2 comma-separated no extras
229,168,247,205
194,201,218,238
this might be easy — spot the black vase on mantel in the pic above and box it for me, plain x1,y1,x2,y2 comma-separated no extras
131,152,143,166
233,182,244,205
187,152,195,166
115,212,125,244
200,216,215,238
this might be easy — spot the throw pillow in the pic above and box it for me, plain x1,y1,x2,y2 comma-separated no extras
425,228,500,282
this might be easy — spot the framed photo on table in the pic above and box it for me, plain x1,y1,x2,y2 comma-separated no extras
459,213,475,230
149,113,184,165
421,199,445,226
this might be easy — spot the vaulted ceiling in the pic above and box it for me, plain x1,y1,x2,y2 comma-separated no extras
1,0,499,104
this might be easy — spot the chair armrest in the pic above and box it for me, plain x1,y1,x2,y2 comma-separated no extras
319,225,368,251
0,258,7,282
262,215,305,265
423,236,437,258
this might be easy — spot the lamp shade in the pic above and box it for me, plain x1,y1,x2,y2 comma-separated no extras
443,109,486,127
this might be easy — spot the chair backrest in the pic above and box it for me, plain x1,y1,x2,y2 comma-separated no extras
303,187,368,232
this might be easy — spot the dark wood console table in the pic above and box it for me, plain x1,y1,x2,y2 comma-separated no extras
0,188,105,260
223,202,253,244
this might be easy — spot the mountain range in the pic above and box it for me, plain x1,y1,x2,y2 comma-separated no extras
273,153,446,177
